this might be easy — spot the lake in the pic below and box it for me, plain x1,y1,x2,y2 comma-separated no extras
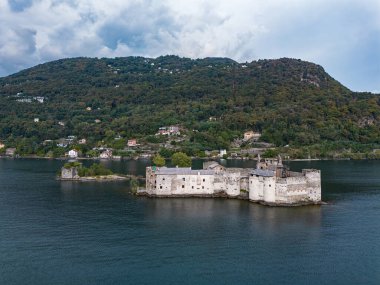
0,159,379,284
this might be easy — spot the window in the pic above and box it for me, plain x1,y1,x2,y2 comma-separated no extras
160,186,163,189
182,185,185,188
192,186,194,189
203,178,205,182
163,178,165,181
182,178,185,181
202,186,204,189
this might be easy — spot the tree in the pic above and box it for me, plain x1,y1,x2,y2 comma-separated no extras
171,152,192,167
152,154,165,166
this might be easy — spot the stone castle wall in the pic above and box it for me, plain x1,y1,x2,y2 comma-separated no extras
145,165,321,205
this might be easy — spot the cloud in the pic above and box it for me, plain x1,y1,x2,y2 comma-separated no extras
0,0,379,91
7,0,33,12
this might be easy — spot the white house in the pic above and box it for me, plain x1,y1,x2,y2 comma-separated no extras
99,149,113,159
67,149,78,158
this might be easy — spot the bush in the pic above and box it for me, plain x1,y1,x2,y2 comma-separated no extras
77,163,113,177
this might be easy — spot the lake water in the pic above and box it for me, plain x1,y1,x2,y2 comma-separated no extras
0,159,379,284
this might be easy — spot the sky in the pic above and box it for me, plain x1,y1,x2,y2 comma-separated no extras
0,0,379,92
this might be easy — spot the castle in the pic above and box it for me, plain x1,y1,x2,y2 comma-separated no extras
143,156,321,206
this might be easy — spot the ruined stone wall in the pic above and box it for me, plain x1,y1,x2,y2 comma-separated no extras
282,176,309,203
263,176,276,203
155,174,173,195
61,167,79,179
249,175,264,201
274,179,288,203
304,169,321,202
171,174,214,195
224,172,241,197
240,177,249,192
145,168,156,194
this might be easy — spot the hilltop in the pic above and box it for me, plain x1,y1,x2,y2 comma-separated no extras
0,55,379,158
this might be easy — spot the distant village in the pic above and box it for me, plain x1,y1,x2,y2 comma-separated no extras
0,124,269,160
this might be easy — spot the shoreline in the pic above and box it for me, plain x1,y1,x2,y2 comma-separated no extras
136,190,325,207
0,155,376,162
57,174,129,182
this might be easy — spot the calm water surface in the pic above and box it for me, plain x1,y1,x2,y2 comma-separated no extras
0,159,379,284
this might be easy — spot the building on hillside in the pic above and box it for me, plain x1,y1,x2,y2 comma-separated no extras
156,125,180,136
0,142,5,149
128,139,137,147
143,157,321,206
33,96,45,103
78,139,87,144
34,118,39,123
99,149,113,159
67,149,78,158
5,148,16,156
244,131,261,141
219,149,227,157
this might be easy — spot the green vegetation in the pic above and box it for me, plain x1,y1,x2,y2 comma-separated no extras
152,154,166,166
63,161,82,169
171,152,192,167
76,163,113,177
0,56,379,159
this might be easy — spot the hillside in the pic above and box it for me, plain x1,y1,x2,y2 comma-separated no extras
0,55,379,157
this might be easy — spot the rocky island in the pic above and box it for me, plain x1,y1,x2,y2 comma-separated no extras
58,162,128,182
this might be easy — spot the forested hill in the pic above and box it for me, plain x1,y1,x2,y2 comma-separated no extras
0,55,379,149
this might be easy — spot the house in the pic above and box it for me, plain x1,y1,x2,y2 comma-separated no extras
58,121,65,126
34,118,39,123
0,142,5,149
219,149,227,157
99,149,113,159
94,119,101,123
128,139,137,147
156,125,181,136
66,136,76,144
5,148,16,156
33,96,45,103
244,131,261,141
78,139,87,145
67,149,78,158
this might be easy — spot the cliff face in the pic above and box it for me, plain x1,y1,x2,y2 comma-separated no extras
0,56,379,148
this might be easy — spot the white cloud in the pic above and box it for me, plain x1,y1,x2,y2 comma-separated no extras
0,0,379,91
